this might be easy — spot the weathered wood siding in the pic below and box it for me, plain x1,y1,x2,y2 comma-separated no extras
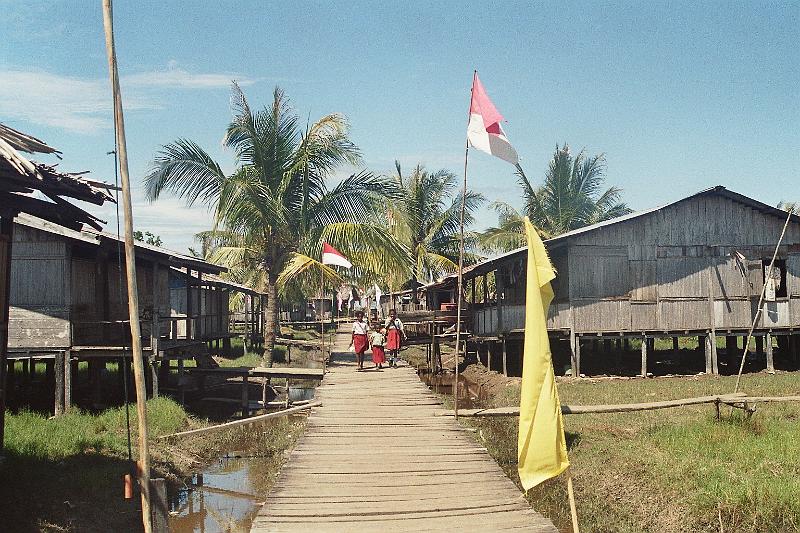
8,224,71,348
563,193,800,333
471,192,800,336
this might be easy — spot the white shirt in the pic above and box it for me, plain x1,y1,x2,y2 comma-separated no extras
352,320,369,335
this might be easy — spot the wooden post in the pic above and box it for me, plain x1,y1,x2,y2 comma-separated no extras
177,358,185,405
486,343,491,372
102,2,153,529
150,360,159,399
241,374,249,417
63,350,71,412
502,337,508,376
641,336,648,377
703,334,712,374
54,352,65,416
570,329,580,377
766,332,775,374
150,478,169,533
185,269,193,340
707,254,718,374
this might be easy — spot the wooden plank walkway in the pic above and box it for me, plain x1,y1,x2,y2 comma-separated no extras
251,329,557,532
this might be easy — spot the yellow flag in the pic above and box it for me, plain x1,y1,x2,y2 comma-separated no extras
517,217,569,490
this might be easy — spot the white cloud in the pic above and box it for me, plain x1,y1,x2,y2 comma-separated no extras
0,68,159,134
0,63,254,134
125,61,254,90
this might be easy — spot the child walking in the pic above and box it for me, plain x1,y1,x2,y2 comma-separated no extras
370,326,387,369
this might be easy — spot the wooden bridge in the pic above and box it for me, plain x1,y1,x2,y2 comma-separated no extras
251,329,557,532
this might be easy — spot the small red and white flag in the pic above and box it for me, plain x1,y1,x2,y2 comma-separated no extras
467,72,519,166
321,242,352,269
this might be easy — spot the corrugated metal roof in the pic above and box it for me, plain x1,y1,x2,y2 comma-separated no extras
460,185,799,278
16,213,226,274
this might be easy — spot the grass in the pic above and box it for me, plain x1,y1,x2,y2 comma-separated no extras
1,392,309,531
461,373,800,532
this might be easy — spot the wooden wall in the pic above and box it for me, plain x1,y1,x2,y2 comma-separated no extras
8,224,71,348
472,192,800,336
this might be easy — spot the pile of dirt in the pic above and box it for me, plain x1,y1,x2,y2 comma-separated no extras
461,363,521,398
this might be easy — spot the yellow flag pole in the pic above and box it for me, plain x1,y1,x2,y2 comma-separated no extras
566,469,580,533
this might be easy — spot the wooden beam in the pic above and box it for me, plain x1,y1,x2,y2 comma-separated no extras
158,400,322,439
704,334,713,374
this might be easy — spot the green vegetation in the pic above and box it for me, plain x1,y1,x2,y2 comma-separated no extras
145,83,408,361
385,161,484,289
479,144,632,252
1,395,308,532
462,373,800,532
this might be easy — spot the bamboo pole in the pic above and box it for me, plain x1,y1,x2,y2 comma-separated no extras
320,269,325,370
101,2,152,531
437,392,758,417
566,470,580,533
734,208,793,392
159,400,322,439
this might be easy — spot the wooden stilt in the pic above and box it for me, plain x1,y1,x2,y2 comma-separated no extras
502,338,508,376
63,351,71,412
150,360,159,399
766,332,774,374
54,352,65,416
177,358,185,405
704,334,712,374
241,374,249,417
569,329,578,376
486,343,491,372
641,336,648,377
710,332,719,375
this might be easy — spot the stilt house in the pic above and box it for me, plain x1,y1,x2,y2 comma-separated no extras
466,186,800,376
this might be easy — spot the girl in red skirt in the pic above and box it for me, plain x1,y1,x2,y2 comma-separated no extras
384,309,406,367
351,310,369,370
370,327,387,369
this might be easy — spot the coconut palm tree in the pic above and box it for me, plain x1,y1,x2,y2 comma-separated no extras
386,161,484,289
145,83,407,362
479,144,631,253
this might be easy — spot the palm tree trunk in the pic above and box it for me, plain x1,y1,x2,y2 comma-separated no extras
262,275,278,366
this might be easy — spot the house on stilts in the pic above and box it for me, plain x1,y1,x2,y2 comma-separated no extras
463,186,800,377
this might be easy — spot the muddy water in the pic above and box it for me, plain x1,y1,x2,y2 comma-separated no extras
169,389,313,533
416,369,489,409
168,454,266,533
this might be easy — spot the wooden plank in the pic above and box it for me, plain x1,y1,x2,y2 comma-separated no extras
253,326,556,533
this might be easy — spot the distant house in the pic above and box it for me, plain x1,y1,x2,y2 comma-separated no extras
6,215,264,413
1,123,114,448
465,186,800,377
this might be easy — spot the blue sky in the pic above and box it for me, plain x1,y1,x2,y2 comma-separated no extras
1,1,798,253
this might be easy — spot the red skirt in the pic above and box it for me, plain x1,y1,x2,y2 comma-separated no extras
372,345,386,364
386,329,402,351
353,334,368,355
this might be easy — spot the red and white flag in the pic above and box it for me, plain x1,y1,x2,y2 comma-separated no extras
467,72,519,166
321,242,352,269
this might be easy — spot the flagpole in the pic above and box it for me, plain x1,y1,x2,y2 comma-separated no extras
566,469,580,533
454,71,476,420
320,268,326,372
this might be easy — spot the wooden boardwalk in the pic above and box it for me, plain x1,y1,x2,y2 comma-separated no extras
252,329,557,532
